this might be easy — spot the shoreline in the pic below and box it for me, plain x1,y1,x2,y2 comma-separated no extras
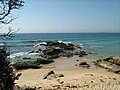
15,55,120,90
8,41,119,89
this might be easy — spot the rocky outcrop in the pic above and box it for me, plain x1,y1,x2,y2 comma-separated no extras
10,41,88,69
34,58,54,64
94,56,120,74
59,52,73,57
45,42,74,50
79,61,90,68
13,61,40,70
41,41,88,59
43,71,64,80
43,47,62,55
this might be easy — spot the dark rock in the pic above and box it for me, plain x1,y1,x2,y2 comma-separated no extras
59,52,73,57
46,74,64,80
46,73,64,80
63,44,74,50
47,55,59,59
68,43,74,46
45,42,74,50
79,54,84,57
43,71,64,80
104,57,112,61
46,74,57,80
14,85,37,90
29,51,34,53
56,74,64,77
81,51,87,55
43,47,62,55
13,61,40,70
35,58,54,64
43,70,55,79
40,41,88,59
75,44,82,49
38,49,42,51
23,57,31,60
79,51,88,57
39,54,47,58
21,85,36,90
35,51,39,53
74,51,87,57
46,41,60,46
79,61,90,68
74,51,80,55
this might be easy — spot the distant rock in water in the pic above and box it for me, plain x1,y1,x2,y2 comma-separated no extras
94,56,120,74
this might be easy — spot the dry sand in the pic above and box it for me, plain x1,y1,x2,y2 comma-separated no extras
16,56,120,90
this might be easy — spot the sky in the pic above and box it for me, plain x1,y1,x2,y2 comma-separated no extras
2,0,120,33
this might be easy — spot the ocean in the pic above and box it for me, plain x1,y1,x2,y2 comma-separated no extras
0,33,120,58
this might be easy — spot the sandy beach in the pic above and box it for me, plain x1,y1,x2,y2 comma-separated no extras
15,56,120,90
0,0,120,90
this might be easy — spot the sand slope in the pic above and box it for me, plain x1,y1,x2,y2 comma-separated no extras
16,56,120,90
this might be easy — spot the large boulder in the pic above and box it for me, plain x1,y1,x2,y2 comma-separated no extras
13,61,40,70
43,70,55,79
79,61,90,68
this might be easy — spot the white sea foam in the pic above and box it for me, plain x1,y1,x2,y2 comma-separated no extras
58,40,73,44
79,43,84,47
0,43,4,46
8,52,28,58
28,53,40,56
34,42,47,47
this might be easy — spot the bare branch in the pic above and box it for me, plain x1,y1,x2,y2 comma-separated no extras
0,0,24,24
0,27,19,40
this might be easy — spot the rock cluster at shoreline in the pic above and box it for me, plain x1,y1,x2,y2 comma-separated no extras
12,41,88,70
94,56,120,74
35,41,88,59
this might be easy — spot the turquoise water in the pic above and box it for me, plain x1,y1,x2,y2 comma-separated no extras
0,33,120,58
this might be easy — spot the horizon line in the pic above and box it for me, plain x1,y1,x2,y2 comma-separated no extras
15,32,120,34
